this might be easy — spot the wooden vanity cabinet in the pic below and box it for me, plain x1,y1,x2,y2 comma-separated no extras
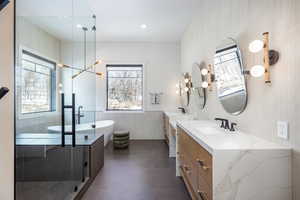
178,126,212,200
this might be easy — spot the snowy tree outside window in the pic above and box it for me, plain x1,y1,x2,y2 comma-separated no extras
21,51,56,114
106,65,143,111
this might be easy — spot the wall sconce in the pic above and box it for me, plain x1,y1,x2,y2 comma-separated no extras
247,32,280,84
183,72,193,93
200,64,215,91
176,73,193,106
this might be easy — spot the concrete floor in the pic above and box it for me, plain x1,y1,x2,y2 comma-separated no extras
82,140,191,200
16,181,78,200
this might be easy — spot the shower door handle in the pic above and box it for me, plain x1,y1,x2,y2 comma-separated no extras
61,93,76,147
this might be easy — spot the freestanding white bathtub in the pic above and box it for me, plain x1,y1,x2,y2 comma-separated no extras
47,120,115,146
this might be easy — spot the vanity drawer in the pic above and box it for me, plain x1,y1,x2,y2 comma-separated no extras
179,153,198,200
183,154,198,192
178,126,213,200
194,148,212,187
182,128,212,186
197,175,212,200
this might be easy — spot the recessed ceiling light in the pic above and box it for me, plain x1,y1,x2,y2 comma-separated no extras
140,24,147,29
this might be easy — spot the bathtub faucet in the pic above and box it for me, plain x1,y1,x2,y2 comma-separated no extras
77,106,84,124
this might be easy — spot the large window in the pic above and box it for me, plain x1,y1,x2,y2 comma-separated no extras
21,50,56,114
106,65,143,111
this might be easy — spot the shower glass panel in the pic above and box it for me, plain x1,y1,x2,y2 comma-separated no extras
15,0,97,199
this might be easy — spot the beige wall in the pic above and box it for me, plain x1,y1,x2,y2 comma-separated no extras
181,0,300,199
0,0,15,199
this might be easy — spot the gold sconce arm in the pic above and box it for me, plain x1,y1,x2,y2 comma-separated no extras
72,60,102,79
57,60,104,80
207,64,214,92
263,32,271,84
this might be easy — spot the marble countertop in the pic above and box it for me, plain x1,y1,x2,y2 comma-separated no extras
164,111,194,128
177,120,291,154
16,133,103,146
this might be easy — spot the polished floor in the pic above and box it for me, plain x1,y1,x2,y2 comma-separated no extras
82,140,191,200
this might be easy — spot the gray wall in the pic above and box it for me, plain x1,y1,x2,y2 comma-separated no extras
180,0,300,199
0,0,15,199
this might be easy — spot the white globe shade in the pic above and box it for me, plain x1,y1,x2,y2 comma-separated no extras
250,65,265,77
249,40,264,53
201,68,209,76
184,78,189,83
184,87,189,92
201,82,209,88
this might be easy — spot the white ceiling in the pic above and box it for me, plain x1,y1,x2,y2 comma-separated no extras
17,0,200,42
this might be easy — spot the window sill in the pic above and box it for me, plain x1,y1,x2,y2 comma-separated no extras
18,111,59,120
104,110,145,114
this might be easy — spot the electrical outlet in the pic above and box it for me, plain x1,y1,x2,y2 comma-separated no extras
277,121,289,140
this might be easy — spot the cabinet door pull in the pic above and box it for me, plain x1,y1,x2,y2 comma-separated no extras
197,159,209,171
197,190,207,200
196,159,204,165
183,165,189,171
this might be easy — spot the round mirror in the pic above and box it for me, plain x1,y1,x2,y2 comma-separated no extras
191,62,206,109
214,38,247,115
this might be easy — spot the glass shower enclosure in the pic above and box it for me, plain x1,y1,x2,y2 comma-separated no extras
15,1,98,199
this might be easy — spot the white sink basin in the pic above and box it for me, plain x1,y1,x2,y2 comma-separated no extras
195,127,225,135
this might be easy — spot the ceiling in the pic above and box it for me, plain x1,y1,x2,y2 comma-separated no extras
16,0,200,42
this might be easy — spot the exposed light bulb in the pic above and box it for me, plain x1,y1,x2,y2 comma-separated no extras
249,40,264,53
184,87,189,92
176,84,180,88
57,63,64,68
201,82,209,88
94,60,102,65
184,78,189,83
201,68,209,76
140,24,147,29
250,65,265,77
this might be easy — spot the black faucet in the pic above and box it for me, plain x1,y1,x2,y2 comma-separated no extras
178,107,186,114
224,119,230,130
215,118,225,128
77,106,84,124
215,118,233,131
230,123,237,132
